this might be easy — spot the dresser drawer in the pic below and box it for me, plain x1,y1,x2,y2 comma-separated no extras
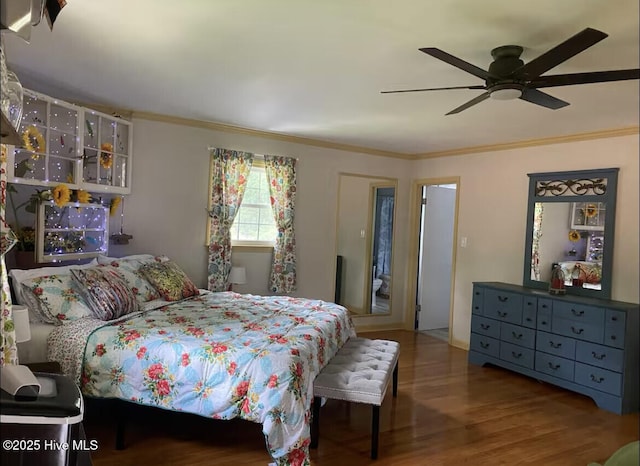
522,297,537,329
536,331,576,360
471,315,500,339
537,298,552,315
574,362,622,396
604,309,626,349
537,313,552,332
576,341,624,373
470,334,500,359
553,302,605,326
500,322,535,349
499,342,534,369
472,287,484,315
484,289,523,324
535,352,575,382
552,317,604,344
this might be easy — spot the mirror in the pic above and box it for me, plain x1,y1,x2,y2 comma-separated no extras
335,174,397,315
523,168,618,299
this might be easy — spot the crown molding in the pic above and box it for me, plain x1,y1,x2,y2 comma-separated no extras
72,101,638,160
131,111,413,160
412,126,640,159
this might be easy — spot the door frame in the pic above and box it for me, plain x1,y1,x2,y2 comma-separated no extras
404,176,461,346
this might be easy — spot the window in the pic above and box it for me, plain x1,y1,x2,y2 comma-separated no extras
231,163,277,246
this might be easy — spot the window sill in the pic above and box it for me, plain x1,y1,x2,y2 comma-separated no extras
232,244,274,253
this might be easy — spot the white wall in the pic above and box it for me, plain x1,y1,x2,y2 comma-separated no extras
412,135,639,348
112,117,638,343
111,118,412,330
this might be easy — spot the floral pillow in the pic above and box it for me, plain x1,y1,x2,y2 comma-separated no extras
96,262,160,303
139,261,199,302
71,267,139,321
21,274,94,324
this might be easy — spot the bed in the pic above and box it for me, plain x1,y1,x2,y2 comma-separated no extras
10,255,355,466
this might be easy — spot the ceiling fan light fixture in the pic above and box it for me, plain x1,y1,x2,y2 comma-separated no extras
489,87,523,100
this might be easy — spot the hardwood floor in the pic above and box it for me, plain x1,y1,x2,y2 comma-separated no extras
83,330,638,465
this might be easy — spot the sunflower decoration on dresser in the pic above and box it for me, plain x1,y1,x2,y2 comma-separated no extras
75,189,92,204
109,196,122,216
568,230,581,242
52,183,71,207
22,125,46,158
100,142,114,169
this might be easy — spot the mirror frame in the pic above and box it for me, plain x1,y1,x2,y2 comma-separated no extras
334,173,398,316
523,167,618,299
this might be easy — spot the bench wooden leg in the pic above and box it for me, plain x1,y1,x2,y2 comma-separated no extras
310,396,321,449
371,405,380,460
392,362,398,397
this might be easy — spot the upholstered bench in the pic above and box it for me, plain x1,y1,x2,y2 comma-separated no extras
310,337,400,459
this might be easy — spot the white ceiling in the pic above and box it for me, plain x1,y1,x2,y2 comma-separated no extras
3,0,639,155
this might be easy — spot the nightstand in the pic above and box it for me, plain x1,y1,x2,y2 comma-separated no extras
25,361,62,374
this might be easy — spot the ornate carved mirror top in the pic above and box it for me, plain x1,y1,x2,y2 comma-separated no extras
523,168,619,299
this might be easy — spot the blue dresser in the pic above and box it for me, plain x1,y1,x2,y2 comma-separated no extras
469,282,639,414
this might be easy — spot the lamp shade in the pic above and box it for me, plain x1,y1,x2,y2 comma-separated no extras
229,266,247,285
12,305,31,343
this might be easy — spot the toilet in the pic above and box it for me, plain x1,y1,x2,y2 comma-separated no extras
372,266,383,307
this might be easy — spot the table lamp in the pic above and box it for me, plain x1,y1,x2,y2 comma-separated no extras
229,266,247,291
0,305,41,400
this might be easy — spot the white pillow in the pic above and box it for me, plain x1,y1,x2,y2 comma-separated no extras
9,259,99,306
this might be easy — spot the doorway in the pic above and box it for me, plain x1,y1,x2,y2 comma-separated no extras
411,178,459,343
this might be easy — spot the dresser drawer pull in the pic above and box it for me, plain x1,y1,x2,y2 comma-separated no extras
590,374,604,383
540,320,548,325
511,351,522,359
497,296,509,302
474,306,480,311
541,304,548,309
571,309,585,317
610,335,617,341
497,311,508,318
480,342,490,349
549,341,562,349
611,316,618,322
525,317,532,322
548,362,560,370
526,301,534,307
480,323,491,330
511,332,523,340
475,291,481,296
571,326,584,335
591,351,606,360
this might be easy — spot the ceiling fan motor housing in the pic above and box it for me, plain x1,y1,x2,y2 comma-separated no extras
488,45,525,81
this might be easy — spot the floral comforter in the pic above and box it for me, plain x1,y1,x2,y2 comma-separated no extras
47,291,355,465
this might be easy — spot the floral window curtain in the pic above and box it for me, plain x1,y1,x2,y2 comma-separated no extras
207,148,253,291
264,155,297,294
531,202,544,281
1,144,19,366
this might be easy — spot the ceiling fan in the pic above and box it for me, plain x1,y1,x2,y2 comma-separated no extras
382,28,640,115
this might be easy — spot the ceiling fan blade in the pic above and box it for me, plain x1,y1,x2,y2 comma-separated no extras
519,88,570,109
445,92,491,115
530,69,640,88
419,47,496,81
381,85,485,94
511,28,608,79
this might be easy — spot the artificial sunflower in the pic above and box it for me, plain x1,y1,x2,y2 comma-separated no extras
109,196,122,216
100,142,114,169
23,125,46,156
52,184,71,207
585,203,598,218
568,230,581,242
76,190,92,204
